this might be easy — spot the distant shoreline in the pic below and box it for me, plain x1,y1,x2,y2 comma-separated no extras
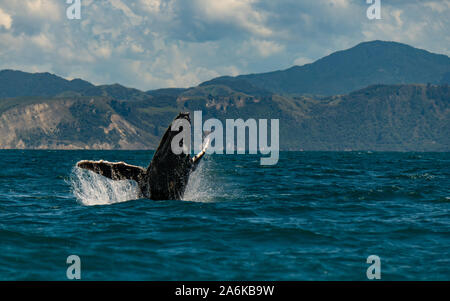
0,149,448,153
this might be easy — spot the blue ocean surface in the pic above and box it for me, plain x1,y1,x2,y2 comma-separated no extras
0,150,448,280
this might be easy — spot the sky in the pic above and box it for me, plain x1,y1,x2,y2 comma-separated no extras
0,0,448,91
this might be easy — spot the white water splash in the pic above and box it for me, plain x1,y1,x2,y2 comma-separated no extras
183,135,220,203
70,159,219,206
183,159,219,203
70,167,139,206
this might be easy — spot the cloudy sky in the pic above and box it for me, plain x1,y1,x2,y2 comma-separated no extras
0,0,448,90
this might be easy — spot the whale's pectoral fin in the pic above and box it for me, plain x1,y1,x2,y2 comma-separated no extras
77,160,146,182
191,132,212,171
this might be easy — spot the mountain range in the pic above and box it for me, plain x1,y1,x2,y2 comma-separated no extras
0,40,449,151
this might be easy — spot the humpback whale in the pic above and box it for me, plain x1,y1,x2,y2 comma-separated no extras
76,112,208,200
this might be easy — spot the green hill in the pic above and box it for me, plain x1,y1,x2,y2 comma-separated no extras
0,40,449,151
206,41,450,96
0,70,95,98
0,83,448,151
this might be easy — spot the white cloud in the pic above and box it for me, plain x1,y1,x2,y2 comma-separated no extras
247,39,285,58
195,0,272,37
140,0,162,13
89,41,113,59
31,33,53,51
424,1,450,13
0,0,448,90
25,0,61,21
293,57,313,66
109,0,143,26
0,7,12,29
392,9,403,27
328,0,349,8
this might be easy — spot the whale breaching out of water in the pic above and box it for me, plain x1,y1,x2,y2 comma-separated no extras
77,112,209,200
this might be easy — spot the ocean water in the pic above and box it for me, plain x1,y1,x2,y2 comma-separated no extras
0,150,448,280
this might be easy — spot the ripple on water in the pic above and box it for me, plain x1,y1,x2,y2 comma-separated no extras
0,150,448,280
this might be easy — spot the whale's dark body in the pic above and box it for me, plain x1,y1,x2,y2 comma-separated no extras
77,112,206,200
